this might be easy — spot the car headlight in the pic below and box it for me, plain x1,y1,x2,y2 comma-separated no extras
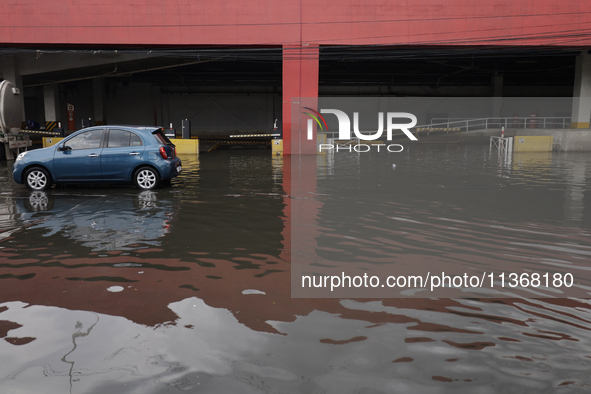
15,151,28,162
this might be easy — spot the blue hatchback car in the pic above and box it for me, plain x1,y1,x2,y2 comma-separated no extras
13,126,182,190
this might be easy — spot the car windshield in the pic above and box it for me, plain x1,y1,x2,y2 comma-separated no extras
152,129,173,145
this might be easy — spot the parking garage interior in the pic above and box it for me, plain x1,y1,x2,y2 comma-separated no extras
0,46,582,144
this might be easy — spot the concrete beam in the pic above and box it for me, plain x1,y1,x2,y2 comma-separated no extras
13,52,159,77
571,52,591,129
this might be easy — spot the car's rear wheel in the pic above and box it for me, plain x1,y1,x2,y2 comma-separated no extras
24,167,52,191
134,166,160,190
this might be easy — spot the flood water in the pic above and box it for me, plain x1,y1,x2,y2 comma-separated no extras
1,145,591,393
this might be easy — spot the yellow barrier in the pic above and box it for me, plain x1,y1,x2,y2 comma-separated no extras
272,139,283,155
571,122,590,129
513,136,553,152
173,139,199,154
42,137,64,148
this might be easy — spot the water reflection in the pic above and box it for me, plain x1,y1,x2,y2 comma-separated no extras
0,147,591,393
1,297,591,393
292,148,591,298
14,191,174,251
563,156,588,223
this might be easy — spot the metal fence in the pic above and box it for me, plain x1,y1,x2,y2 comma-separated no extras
426,117,572,132
314,116,572,142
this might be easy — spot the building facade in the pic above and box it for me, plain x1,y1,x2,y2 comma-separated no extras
1,0,591,153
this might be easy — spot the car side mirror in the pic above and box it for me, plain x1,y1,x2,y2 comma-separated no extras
57,145,71,151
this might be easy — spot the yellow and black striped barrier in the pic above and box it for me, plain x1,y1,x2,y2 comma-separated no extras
201,139,271,152
201,140,271,145
229,133,281,138
95,120,105,126
19,129,62,136
45,121,58,132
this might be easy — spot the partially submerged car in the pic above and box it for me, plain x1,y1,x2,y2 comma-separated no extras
13,126,181,190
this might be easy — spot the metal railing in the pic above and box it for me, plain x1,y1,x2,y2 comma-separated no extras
314,116,571,143
424,117,572,132
321,132,360,142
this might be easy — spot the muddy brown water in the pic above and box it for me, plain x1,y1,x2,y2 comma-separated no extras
0,145,591,393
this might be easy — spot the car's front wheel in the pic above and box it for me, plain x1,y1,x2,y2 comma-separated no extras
24,167,52,191
134,166,160,190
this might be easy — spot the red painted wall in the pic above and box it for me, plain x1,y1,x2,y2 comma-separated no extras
2,0,591,47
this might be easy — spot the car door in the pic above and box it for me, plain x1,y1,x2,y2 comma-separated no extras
53,128,104,181
100,128,145,180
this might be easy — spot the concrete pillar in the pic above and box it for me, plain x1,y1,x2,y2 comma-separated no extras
152,85,162,127
571,52,591,129
492,73,503,117
1,55,25,122
282,44,319,155
43,84,59,122
93,78,105,123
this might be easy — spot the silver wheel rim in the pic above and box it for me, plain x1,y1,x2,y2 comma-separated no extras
27,170,47,190
137,169,156,189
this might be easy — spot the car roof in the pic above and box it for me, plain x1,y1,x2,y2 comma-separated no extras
70,125,165,135
101,125,164,132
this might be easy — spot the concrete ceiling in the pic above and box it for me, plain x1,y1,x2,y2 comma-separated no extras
1,47,579,93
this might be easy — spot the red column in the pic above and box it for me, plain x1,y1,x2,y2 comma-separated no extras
282,44,319,155
280,154,325,298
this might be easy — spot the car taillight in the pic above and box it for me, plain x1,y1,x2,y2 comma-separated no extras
159,146,168,159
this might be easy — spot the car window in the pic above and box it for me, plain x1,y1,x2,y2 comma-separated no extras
130,133,143,146
153,129,173,145
66,129,103,150
107,129,144,148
